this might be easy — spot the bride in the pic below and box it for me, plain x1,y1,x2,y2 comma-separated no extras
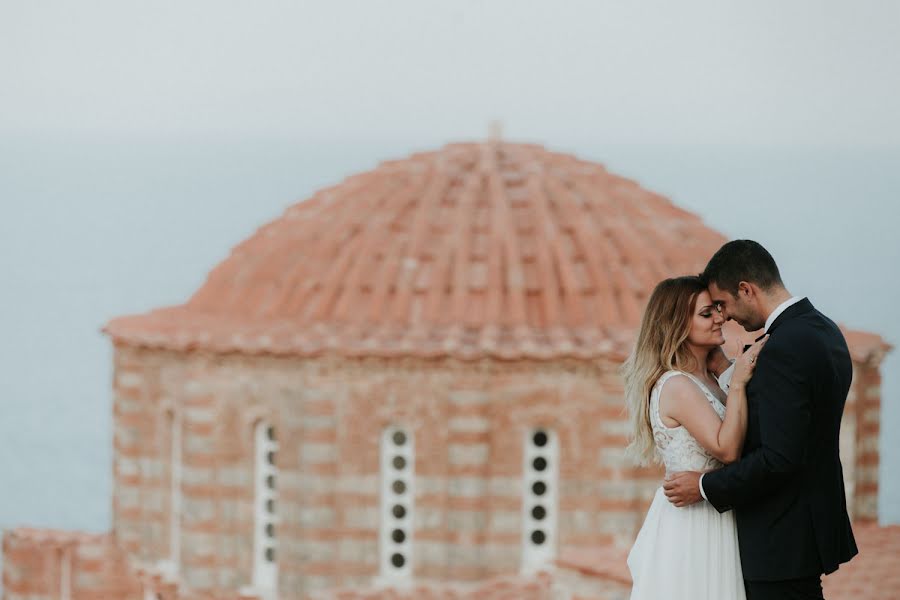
622,275,767,600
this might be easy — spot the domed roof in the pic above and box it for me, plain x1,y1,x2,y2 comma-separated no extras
105,141,729,360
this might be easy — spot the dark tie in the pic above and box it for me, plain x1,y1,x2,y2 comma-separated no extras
742,333,768,353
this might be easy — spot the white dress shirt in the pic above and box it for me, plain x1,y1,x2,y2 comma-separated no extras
698,296,804,501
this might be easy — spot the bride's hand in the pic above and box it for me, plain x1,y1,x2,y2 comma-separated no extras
732,335,769,388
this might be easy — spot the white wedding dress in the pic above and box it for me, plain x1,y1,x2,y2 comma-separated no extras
627,370,746,600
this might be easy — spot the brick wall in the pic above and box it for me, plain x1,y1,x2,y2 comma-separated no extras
110,346,661,598
106,343,886,598
1,529,140,600
111,348,170,564
111,347,259,591
2,530,62,600
845,361,882,521
3,346,884,600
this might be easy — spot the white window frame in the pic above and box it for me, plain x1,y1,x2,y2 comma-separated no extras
169,409,182,573
60,546,72,600
252,421,279,598
521,427,558,574
157,408,181,579
379,425,414,583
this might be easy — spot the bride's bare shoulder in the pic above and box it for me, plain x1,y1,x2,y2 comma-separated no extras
657,373,702,400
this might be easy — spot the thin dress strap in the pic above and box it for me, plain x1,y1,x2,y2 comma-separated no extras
650,371,690,430
679,371,715,399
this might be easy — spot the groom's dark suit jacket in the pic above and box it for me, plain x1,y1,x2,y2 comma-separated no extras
702,298,857,582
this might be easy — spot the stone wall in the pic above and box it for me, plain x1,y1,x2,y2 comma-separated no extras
110,345,661,598
107,342,885,598
1,529,140,600
842,360,883,521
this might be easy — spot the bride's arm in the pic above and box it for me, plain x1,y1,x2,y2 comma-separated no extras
658,377,746,464
659,337,767,464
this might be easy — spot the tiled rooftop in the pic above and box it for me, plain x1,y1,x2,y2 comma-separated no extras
554,523,900,600
556,544,631,586
823,523,900,599
3,526,105,547
307,571,556,600
105,141,727,360
6,525,899,599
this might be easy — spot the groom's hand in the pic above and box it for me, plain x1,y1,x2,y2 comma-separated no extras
663,471,703,507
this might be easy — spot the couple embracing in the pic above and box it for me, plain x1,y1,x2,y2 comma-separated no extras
624,240,857,600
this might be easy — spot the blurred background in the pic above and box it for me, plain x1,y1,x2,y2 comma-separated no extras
1,0,898,540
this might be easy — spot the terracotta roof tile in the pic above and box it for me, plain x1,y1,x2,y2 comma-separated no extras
553,525,900,600
104,141,884,362
556,544,632,585
823,524,900,599
308,571,555,600
6,525,899,599
4,526,104,547
842,329,893,367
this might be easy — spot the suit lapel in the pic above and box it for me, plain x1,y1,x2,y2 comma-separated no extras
766,298,813,336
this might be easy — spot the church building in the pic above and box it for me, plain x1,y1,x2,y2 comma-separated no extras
3,140,895,600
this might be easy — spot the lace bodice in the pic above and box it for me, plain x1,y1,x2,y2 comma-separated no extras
650,371,726,476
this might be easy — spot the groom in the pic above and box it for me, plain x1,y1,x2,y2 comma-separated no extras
663,240,857,600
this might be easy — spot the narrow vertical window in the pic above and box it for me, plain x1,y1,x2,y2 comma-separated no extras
521,427,558,573
168,409,181,573
380,426,413,580
60,547,71,600
253,422,278,595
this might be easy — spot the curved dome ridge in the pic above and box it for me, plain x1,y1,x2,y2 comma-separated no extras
105,141,727,359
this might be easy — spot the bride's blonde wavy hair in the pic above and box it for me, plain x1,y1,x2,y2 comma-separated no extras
621,276,708,465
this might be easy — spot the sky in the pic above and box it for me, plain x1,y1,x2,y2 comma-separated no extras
2,1,899,146
1,0,899,533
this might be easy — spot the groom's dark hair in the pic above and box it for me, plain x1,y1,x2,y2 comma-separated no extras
701,239,784,295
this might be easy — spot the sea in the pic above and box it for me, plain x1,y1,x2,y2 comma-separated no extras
1,134,898,547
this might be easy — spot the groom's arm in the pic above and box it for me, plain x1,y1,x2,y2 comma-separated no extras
701,337,811,513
